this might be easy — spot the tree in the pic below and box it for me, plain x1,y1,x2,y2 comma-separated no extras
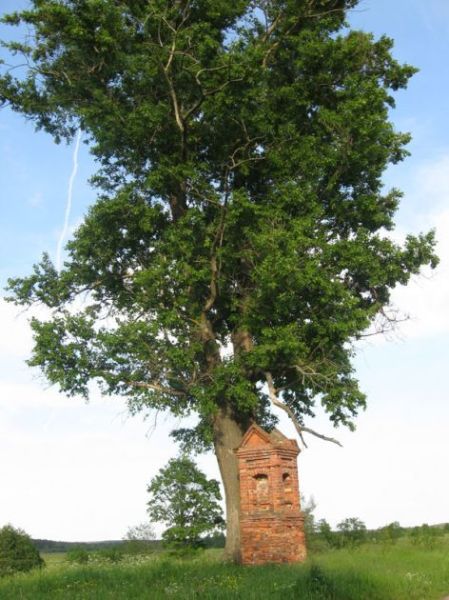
0,0,438,561
410,523,443,550
0,525,44,576
123,522,156,554
301,495,317,543
124,522,156,542
336,517,367,547
316,518,338,549
376,520,402,545
147,456,224,550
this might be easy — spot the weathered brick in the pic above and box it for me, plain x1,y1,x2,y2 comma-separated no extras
236,424,307,565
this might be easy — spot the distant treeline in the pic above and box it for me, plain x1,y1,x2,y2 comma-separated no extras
35,523,449,555
32,534,225,553
305,516,449,553
32,539,160,553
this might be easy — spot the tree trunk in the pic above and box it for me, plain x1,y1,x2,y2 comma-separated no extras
213,406,246,563
201,312,250,562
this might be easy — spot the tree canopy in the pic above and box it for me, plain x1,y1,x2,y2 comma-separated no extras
147,456,224,550
0,0,438,560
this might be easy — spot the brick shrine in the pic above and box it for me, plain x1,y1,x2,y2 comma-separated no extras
236,424,307,564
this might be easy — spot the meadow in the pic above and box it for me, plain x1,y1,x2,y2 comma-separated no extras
0,538,449,599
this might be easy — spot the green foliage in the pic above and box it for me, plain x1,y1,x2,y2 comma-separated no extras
0,1,438,466
375,521,403,545
311,516,368,549
315,518,339,549
122,522,157,555
309,517,448,553
0,525,44,577
147,456,224,551
66,548,89,565
301,495,317,544
96,548,124,563
33,539,124,553
294,562,390,600
336,517,367,547
410,524,444,550
202,534,226,549
299,564,340,599
124,522,156,543
122,540,158,556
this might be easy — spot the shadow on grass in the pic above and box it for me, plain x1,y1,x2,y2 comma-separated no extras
294,564,393,600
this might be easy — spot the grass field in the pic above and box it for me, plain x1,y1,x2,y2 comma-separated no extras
1,541,449,599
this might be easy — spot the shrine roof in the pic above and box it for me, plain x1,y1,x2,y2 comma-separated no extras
237,423,298,451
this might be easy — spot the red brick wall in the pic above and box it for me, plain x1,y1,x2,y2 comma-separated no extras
236,426,307,565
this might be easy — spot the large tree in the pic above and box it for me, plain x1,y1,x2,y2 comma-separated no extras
0,0,437,561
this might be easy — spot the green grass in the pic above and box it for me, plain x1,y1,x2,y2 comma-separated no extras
40,553,68,567
1,542,449,599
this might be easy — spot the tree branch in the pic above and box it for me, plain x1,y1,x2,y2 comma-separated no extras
265,372,342,448
128,381,187,397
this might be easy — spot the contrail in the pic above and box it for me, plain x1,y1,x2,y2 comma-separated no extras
56,128,82,272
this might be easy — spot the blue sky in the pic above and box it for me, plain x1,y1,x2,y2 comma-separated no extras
1,0,449,541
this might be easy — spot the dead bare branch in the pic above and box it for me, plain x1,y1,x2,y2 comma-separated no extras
265,372,342,448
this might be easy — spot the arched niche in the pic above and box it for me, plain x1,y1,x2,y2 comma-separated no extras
282,472,292,492
253,473,270,508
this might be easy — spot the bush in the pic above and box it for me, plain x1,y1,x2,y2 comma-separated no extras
375,521,403,545
336,517,367,548
66,548,89,564
124,522,156,542
410,524,443,549
302,495,317,545
123,522,157,555
97,547,124,563
316,519,339,549
122,539,156,556
0,525,44,577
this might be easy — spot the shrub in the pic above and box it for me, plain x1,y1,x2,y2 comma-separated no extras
302,495,317,543
410,524,443,549
307,564,336,598
316,519,339,549
375,521,403,545
66,548,89,564
97,547,124,563
123,522,157,555
124,522,156,542
122,539,156,556
336,517,367,547
0,525,44,577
